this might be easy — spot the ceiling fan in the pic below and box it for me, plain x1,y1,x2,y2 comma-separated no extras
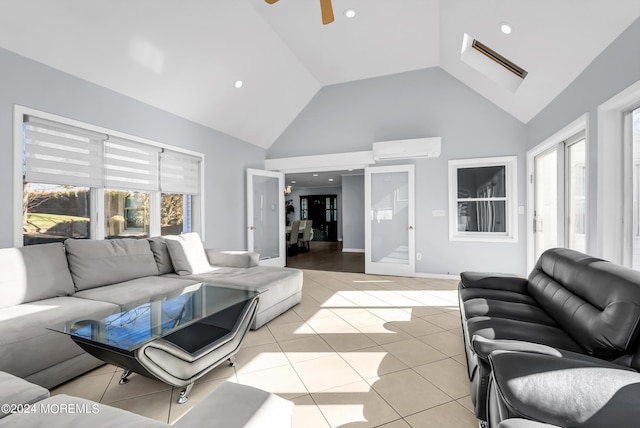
265,0,335,25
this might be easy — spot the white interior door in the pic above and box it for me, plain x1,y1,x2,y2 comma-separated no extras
247,168,285,267
365,164,415,276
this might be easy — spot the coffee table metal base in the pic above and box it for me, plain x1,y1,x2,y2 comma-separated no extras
74,297,259,404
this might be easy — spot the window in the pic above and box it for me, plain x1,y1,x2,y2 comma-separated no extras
161,193,192,236
18,108,203,245
449,156,518,242
23,184,90,245
105,190,150,239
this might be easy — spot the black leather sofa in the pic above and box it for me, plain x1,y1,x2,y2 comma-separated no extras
459,248,640,427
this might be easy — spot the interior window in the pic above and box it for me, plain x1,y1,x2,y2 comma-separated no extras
449,156,517,242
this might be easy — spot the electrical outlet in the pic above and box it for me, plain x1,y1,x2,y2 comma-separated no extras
416,253,422,261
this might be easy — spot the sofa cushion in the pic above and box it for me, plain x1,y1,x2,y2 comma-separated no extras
463,298,557,326
466,316,584,356
0,243,75,310
0,371,49,419
164,233,213,275
206,249,260,268
74,276,198,307
490,350,640,428
148,236,175,274
0,394,166,427
0,297,119,379
167,266,304,329
459,288,536,305
65,239,159,290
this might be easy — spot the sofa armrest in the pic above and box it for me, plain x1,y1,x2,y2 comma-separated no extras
460,271,528,293
498,419,561,428
489,350,640,427
0,394,165,427
0,371,49,419
206,250,260,268
173,382,293,428
471,335,563,360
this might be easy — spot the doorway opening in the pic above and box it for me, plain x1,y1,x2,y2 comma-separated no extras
300,194,337,241
284,170,364,273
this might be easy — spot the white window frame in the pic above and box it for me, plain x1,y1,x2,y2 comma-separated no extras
448,156,518,243
13,105,205,246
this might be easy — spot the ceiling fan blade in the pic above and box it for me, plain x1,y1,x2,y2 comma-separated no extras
320,0,334,25
265,0,279,4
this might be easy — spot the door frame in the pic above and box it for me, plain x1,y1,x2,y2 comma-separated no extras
246,168,286,267
364,164,415,276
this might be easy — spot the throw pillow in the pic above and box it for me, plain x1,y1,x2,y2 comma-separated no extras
164,233,214,275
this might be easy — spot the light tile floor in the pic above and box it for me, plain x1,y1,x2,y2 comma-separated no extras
51,269,477,428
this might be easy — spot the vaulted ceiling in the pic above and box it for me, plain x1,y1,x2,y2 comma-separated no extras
1,1,638,149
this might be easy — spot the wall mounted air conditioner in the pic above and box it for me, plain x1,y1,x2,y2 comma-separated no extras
372,137,441,161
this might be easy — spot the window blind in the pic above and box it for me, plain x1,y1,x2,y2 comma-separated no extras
104,136,160,191
23,115,105,187
160,150,201,195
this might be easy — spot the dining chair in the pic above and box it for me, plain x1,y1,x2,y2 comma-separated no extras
299,219,313,252
287,220,301,256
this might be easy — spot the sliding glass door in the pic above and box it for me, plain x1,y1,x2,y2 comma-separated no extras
630,107,640,269
532,133,586,261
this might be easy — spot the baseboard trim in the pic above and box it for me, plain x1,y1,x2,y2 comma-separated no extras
413,272,461,280
342,248,365,253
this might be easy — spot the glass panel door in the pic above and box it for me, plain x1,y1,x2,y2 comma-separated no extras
631,107,640,269
567,140,586,253
534,148,560,260
365,165,415,276
247,169,285,267
533,132,587,263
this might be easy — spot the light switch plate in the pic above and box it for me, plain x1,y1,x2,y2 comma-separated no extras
432,210,446,217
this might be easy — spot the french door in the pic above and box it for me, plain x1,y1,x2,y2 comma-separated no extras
532,133,586,263
246,169,285,267
364,164,415,276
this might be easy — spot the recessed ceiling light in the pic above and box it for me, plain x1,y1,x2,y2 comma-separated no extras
328,178,334,182
234,80,243,88
500,22,512,35
344,9,356,18
313,173,319,177
348,169,353,171
291,180,296,184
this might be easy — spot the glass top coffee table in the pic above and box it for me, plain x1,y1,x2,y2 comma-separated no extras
49,282,263,404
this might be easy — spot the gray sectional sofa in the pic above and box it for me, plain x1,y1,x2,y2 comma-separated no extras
0,370,293,427
0,233,302,389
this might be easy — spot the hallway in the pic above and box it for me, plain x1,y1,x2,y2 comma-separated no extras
286,241,364,273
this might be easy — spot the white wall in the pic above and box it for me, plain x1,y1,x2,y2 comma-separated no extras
342,174,365,251
525,17,640,261
0,47,266,250
269,67,528,275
